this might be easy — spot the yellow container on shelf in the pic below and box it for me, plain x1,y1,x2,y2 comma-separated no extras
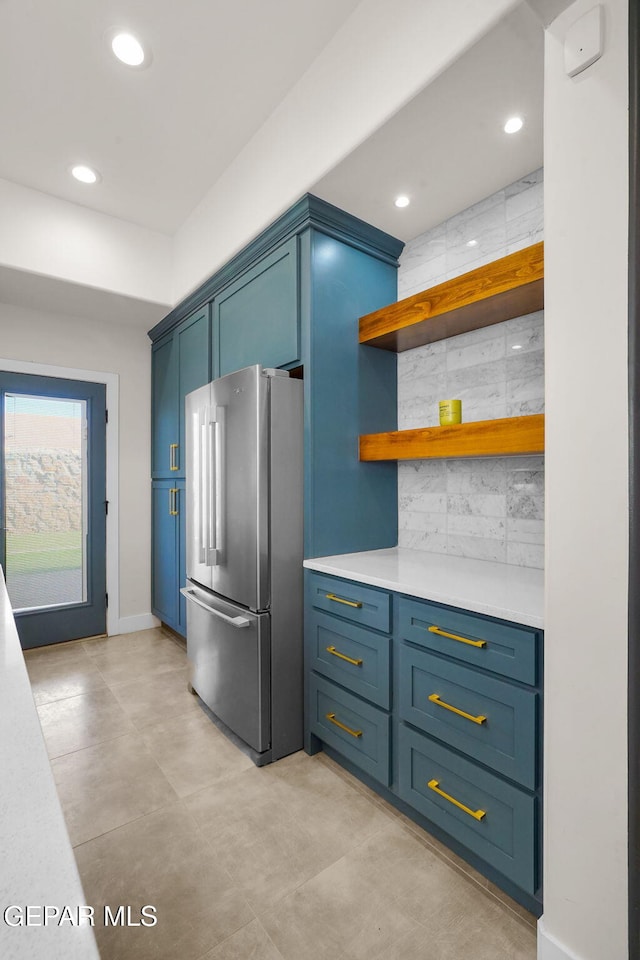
439,399,462,426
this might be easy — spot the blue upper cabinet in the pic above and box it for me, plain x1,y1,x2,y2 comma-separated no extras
152,306,210,478
213,237,299,378
151,333,177,479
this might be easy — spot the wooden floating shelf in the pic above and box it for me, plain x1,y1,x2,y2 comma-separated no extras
359,414,545,461
359,242,544,352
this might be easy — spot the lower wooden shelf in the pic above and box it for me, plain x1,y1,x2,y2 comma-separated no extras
359,414,545,461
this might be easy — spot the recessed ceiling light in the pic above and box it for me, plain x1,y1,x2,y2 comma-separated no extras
71,164,100,184
111,32,146,67
394,195,410,208
504,116,524,134
512,344,523,350
466,239,478,247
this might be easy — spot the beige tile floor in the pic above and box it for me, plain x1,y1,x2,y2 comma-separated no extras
25,627,537,960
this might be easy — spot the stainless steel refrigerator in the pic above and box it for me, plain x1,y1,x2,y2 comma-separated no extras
181,364,303,765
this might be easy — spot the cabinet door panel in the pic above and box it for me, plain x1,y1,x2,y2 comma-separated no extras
308,572,391,633
151,480,178,627
214,237,298,377
308,610,391,709
399,596,538,685
399,644,537,789
152,335,178,478
398,724,536,895
176,481,187,636
309,673,390,785
176,308,210,478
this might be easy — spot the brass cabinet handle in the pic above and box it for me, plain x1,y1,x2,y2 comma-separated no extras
169,488,179,516
170,443,179,471
325,712,362,738
326,645,363,667
427,779,486,821
428,625,486,648
325,592,362,609
428,693,486,725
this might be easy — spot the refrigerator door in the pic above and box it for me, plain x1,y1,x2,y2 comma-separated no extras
208,364,269,611
182,581,270,753
185,382,214,591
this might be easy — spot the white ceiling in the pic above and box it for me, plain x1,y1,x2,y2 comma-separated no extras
312,3,544,242
0,0,543,317
0,0,361,233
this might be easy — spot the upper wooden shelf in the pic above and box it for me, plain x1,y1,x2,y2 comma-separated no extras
359,414,545,462
359,242,544,352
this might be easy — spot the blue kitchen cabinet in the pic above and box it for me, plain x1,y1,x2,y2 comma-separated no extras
150,307,209,632
149,196,404,637
213,237,299,378
152,306,210,478
304,568,544,914
151,333,177,479
151,479,185,634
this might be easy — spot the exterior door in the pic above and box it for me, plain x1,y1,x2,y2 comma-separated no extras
0,372,107,648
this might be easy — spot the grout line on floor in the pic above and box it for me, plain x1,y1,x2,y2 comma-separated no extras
70,795,187,852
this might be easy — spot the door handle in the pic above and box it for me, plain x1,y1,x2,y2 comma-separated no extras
180,588,250,628
170,443,179,471
169,488,178,516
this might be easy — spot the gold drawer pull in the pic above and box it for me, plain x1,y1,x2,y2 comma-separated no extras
325,712,362,738
428,693,486,725
326,645,363,667
326,592,363,609
169,488,179,516
170,443,179,471
427,779,486,821
428,625,486,648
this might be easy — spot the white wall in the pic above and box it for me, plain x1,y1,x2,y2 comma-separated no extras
0,179,173,308
0,301,154,629
172,0,521,302
541,1,629,958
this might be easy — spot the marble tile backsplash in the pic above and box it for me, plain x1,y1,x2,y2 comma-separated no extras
396,168,544,569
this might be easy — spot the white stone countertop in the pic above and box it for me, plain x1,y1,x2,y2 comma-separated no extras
304,547,544,629
0,570,99,960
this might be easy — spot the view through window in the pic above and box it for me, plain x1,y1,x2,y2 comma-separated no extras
4,394,87,610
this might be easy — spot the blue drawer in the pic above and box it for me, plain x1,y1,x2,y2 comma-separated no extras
309,611,391,709
308,572,391,633
399,645,537,789
309,674,390,785
399,596,537,685
398,724,536,894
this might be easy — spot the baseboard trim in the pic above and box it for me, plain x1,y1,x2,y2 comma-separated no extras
110,613,161,636
538,918,584,960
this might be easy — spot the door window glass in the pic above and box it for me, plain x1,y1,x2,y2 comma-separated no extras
4,394,87,610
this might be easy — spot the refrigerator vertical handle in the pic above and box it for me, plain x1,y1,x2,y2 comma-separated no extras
214,405,225,562
206,418,217,565
199,420,208,564
205,406,225,566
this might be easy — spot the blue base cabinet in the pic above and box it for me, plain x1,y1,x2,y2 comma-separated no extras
149,196,404,635
151,480,186,635
304,569,543,915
